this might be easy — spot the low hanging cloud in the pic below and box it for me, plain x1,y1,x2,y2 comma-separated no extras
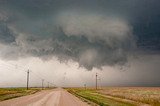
0,10,136,70
57,12,133,43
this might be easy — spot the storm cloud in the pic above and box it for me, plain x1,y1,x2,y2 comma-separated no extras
0,0,159,70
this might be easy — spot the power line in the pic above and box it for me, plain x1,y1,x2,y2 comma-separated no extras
96,73,98,90
27,70,30,90
84,84,86,90
0,61,55,88
48,82,50,88
42,79,44,90
0,62,27,72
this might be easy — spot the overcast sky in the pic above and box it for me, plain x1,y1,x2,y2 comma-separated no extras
0,0,160,87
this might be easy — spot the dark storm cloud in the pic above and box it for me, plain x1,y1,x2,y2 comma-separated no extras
0,22,15,44
0,0,159,70
0,10,15,44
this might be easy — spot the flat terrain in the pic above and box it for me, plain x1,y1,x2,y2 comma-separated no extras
67,87,160,106
0,88,89,106
0,88,41,101
98,87,160,106
0,87,160,106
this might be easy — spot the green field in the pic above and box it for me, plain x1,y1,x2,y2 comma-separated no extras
67,87,160,106
0,88,42,101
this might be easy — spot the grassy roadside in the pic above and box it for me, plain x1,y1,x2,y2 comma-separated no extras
98,87,160,106
67,88,136,106
0,87,45,101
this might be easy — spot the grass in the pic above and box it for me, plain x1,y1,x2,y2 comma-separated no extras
67,87,160,106
98,87,160,106
67,88,136,106
0,87,42,101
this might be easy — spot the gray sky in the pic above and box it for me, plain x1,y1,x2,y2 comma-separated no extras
0,0,160,87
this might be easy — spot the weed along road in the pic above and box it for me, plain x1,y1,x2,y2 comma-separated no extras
0,88,89,106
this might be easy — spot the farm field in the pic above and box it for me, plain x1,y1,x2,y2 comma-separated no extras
67,87,160,106
0,88,42,101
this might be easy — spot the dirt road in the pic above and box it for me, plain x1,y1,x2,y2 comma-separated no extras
0,88,89,106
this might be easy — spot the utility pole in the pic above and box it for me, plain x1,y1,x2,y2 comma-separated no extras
84,84,86,90
53,81,54,88
48,82,49,88
98,78,101,89
27,70,29,90
42,79,44,90
96,73,98,90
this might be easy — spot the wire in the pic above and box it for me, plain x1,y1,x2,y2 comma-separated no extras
0,61,56,87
